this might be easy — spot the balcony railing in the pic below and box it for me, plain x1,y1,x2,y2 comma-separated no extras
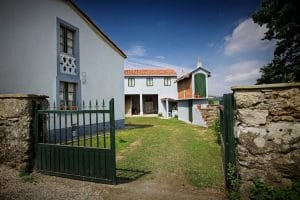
60,53,77,75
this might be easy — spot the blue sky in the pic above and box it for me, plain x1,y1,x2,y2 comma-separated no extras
74,0,275,96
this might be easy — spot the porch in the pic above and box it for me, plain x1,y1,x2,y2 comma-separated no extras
125,94,158,116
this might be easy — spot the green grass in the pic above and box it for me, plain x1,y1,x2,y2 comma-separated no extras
118,117,224,188
76,117,224,188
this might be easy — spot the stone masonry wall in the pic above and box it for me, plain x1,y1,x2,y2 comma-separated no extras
199,105,219,126
232,83,300,198
0,94,48,171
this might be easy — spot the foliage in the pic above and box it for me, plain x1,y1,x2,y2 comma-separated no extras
227,163,240,200
250,179,300,200
173,114,178,119
213,116,221,144
208,98,214,105
158,113,162,117
253,0,300,84
19,171,35,183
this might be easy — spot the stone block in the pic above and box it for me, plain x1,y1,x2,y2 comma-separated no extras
234,91,264,108
237,109,268,126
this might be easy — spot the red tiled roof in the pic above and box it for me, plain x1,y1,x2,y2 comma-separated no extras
124,69,177,76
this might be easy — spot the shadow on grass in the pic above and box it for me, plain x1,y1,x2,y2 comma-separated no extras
124,124,153,130
116,168,151,184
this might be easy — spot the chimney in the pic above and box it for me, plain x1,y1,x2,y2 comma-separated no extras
196,57,203,68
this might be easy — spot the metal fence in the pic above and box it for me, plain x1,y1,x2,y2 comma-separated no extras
219,93,236,189
34,98,116,184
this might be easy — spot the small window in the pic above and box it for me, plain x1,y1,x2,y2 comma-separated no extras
164,77,171,86
146,77,153,86
128,78,135,87
60,82,77,110
60,26,74,55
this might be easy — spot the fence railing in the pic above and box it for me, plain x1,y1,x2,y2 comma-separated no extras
35,99,114,149
219,93,236,189
34,98,117,184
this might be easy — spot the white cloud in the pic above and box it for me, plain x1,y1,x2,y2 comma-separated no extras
155,55,165,59
208,60,266,96
125,45,147,57
224,18,275,56
125,57,189,75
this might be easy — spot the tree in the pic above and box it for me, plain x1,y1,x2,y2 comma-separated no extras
253,0,300,84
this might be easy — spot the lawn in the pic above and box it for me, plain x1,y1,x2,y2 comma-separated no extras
78,117,224,188
116,117,224,188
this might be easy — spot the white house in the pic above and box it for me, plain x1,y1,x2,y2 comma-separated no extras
0,0,126,128
176,61,211,126
124,69,178,118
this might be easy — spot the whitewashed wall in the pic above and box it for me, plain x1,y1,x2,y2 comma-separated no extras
178,99,208,126
178,101,190,123
124,76,177,116
0,0,125,123
191,68,209,98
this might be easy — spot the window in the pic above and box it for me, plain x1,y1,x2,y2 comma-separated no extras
60,26,74,55
146,77,153,86
128,78,135,87
164,77,171,86
60,82,77,110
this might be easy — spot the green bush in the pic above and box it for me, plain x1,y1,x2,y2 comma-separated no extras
213,116,221,144
208,98,214,105
227,163,240,200
158,113,162,117
173,114,178,119
250,179,300,200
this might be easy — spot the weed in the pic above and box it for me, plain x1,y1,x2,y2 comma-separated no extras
19,171,35,183
250,179,300,200
227,163,240,200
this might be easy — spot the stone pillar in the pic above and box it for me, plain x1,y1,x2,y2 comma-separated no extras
0,94,48,171
231,83,300,198
139,94,143,115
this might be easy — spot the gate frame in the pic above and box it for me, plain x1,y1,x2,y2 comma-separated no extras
33,98,117,184
219,93,236,189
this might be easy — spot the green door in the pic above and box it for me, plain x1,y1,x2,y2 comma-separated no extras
188,100,193,122
194,73,206,97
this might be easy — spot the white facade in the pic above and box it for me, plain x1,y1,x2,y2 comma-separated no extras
176,66,211,126
124,75,177,117
0,0,125,126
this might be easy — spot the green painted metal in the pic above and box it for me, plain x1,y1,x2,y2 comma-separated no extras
34,98,116,184
194,73,206,97
188,100,193,122
220,93,235,189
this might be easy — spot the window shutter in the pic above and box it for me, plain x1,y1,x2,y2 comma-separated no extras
194,73,206,97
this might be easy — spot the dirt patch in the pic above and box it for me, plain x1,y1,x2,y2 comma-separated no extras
117,139,142,161
0,165,225,200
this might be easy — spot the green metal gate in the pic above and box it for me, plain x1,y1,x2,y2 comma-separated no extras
219,93,235,189
33,99,116,184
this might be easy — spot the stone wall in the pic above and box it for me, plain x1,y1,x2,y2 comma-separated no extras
199,105,219,126
0,94,48,171
232,83,300,198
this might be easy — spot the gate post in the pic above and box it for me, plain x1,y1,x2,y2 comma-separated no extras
109,98,117,184
221,93,236,189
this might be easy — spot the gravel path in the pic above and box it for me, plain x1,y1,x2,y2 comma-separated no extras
0,165,225,200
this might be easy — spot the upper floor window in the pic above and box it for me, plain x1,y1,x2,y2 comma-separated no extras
146,77,153,86
60,82,77,110
60,26,74,55
164,77,171,86
128,78,135,87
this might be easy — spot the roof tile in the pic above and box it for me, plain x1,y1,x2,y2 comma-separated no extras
124,68,177,76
